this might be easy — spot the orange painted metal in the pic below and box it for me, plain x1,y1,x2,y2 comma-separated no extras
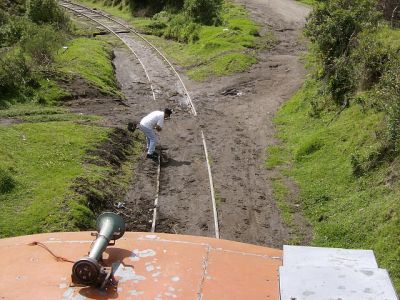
0,232,282,299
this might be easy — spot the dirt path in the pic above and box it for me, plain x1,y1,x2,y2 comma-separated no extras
185,0,312,247
64,0,312,248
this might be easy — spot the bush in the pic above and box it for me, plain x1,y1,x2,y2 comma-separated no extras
27,0,70,30
163,13,200,43
374,58,400,151
353,31,392,89
0,15,31,46
183,0,222,25
21,24,64,65
305,0,381,104
0,50,31,98
0,168,16,194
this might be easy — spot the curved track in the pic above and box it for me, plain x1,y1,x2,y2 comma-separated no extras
59,0,219,238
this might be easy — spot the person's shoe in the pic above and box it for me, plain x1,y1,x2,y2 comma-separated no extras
146,153,158,160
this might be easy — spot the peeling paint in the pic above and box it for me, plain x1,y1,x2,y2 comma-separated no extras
154,293,162,300
63,288,74,298
171,276,180,282
63,287,87,300
152,272,161,278
113,262,146,283
59,283,68,289
130,249,156,261
63,288,87,300
146,264,155,272
144,235,159,240
130,290,144,296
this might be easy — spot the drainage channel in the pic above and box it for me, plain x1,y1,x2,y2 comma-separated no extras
59,0,220,239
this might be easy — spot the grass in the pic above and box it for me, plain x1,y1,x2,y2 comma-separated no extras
73,0,272,80
270,178,292,226
266,144,289,169
0,103,100,122
0,121,110,237
55,37,121,96
268,79,400,291
0,23,132,237
296,0,317,6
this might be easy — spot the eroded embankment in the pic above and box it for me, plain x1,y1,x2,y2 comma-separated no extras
72,127,143,228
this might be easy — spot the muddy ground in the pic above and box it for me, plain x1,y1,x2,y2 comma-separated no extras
65,0,312,248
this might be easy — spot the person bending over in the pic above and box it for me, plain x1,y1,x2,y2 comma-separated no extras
138,108,172,159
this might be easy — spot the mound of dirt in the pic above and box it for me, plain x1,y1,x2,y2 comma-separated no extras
73,128,136,220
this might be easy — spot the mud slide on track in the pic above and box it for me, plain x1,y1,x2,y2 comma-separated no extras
64,0,312,247
188,0,312,247
112,48,215,236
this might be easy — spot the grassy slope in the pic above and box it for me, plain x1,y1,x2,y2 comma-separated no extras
268,79,400,290
55,37,121,96
74,0,270,80
0,33,124,237
0,121,109,237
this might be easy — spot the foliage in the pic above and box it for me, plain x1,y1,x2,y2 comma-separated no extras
0,121,110,237
21,24,64,65
75,0,263,80
27,0,70,30
305,1,400,153
0,50,32,101
0,0,26,15
89,0,222,26
377,0,400,27
271,80,400,291
373,57,400,151
155,12,200,43
0,168,16,194
55,37,121,96
0,14,31,46
305,0,381,104
184,0,222,25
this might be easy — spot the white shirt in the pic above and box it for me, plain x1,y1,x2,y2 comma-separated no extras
140,111,164,129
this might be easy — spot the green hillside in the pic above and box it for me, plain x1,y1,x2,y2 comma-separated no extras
268,0,400,291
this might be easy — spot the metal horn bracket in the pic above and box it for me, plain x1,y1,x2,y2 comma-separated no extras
71,212,125,289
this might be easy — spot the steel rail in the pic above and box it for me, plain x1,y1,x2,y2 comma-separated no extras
59,0,219,239
60,0,197,115
201,131,220,239
59,0,157,102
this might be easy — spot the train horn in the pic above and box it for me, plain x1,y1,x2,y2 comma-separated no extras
71,212,125,289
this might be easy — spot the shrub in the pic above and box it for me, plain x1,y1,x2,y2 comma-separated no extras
127,0,166,16
325,56,356,106
183,0,222,25
163,13,200,43
0,15,31,46
0,50,31,97
0,168,16,194
374,58,400,151
353,35,391,89
350,142,388,176
27,0,70,30
305,0,381,104
21,24,64,65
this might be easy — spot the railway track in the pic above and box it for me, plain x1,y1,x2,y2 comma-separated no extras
59,0,220,238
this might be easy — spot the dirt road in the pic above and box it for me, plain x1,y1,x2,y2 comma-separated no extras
184,0,312,247
65,0,312,248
